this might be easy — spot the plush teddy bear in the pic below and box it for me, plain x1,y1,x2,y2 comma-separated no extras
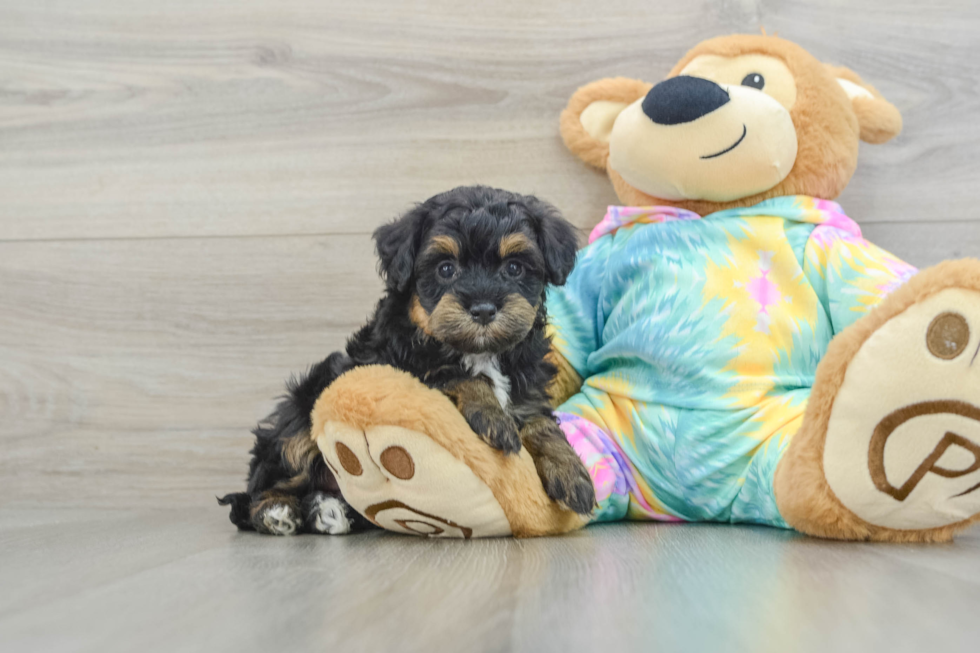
313,34,980,542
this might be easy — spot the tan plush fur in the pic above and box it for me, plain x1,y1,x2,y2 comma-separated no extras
774,259,980,543
560,38,980,542
561,35,900,214
559,77,653,170
825,64,903,144
311,365,587,538
545,348,583,407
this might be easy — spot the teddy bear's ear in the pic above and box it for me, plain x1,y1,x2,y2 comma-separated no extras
825,65,902,145
560,77,653,169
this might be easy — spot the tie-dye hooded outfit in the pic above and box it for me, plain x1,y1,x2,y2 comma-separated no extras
548,196,917,528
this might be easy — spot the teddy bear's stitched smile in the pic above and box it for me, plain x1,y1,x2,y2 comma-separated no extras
700,123,747,159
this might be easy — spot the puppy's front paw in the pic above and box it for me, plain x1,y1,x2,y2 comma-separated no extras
537,450,597,516
465,408,521,454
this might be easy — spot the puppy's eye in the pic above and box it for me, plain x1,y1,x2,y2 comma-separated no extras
504,261,524,278
437,261,456,279
741,73,765,90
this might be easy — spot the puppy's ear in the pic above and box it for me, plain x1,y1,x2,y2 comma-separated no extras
560,77,653,169
825,64,902,144
522,197,578,286
373,205,427,293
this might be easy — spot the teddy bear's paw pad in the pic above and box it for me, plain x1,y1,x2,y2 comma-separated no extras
316,422,512,538
824,288,980,530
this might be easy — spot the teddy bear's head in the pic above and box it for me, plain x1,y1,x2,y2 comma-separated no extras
561,35,902,214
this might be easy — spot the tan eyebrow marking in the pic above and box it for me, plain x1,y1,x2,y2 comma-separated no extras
499,232,535,258
426,235,460,258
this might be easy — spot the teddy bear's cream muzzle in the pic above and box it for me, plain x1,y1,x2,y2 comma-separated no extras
608,83,798,203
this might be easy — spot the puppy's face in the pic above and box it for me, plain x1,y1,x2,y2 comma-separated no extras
374,187,578,355
411,214,545,354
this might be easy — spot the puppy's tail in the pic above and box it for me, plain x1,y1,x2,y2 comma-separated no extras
217,492,254,531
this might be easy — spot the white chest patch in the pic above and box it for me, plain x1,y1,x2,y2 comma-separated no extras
462,353,511,410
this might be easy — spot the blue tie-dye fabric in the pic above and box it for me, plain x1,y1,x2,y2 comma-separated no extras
549,196,917,527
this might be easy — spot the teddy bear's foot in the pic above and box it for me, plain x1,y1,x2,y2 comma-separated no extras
310,365,588,538
776,260,980,542
317,421,514,538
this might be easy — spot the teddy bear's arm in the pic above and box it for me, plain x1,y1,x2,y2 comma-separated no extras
802,225,918,335
545,347,583,407
544,236,613,399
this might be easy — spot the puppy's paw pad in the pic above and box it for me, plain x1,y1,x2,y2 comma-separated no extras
307,494,352,535
258,504,301,536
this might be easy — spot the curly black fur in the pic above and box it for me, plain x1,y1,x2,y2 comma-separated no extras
219,186,592,535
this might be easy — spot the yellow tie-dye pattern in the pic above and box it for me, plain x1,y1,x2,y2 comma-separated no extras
703,218,820,410
734,398,805,493
571,377,675,519
548,197,916,526
744,394,807,449
801,220,917,335
545,323,575,363
811,240,901,311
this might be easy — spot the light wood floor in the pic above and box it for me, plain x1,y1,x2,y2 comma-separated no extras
2,1,980,651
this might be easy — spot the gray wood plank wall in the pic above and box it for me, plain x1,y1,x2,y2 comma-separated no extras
3,0,980,509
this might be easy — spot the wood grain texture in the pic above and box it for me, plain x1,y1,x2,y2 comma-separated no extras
3,1,980,650
1,0,980,243
0,235,380,507
1,509,979,653
3,0,980,509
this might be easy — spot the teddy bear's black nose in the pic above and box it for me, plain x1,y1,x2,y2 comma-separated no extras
641,76,731,125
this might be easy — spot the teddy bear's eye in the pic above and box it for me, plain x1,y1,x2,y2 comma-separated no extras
741,73,765,90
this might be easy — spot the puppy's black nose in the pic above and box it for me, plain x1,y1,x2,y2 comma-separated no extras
469,302,497,325
641,76,730,125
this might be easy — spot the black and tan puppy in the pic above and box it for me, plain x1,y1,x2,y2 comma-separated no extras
219,186,595,535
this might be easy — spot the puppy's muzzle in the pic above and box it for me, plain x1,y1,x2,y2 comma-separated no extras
468,301,498,326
